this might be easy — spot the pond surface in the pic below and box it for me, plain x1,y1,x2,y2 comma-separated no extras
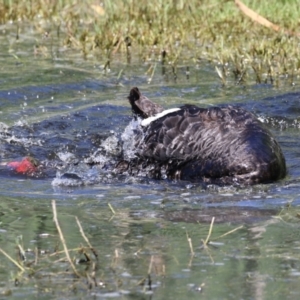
1,25,300,299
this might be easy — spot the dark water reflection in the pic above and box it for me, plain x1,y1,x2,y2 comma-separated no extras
1,32,300,299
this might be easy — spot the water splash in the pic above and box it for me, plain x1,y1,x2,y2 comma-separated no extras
52,134,123,186
121,119,142,160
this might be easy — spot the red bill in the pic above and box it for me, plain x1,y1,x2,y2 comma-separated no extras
7,157,39,175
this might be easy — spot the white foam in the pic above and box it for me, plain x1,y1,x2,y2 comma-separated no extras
56,151,76,163
3,135,43,147
84,152,108,165
141,108,181,127
51,177,83,187
100,135,121,156
0,122,8,131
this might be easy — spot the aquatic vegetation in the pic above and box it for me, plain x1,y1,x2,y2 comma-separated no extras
0,200,246,297
0,0,300,85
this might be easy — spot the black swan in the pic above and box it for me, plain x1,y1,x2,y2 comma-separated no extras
118,87,286,185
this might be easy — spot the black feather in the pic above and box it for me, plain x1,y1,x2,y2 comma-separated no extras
122,88,286,185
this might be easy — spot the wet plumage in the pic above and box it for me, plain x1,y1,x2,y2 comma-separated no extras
120,87,286,185
128,87,164,118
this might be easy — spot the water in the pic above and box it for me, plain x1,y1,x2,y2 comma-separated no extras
1,25,300,299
